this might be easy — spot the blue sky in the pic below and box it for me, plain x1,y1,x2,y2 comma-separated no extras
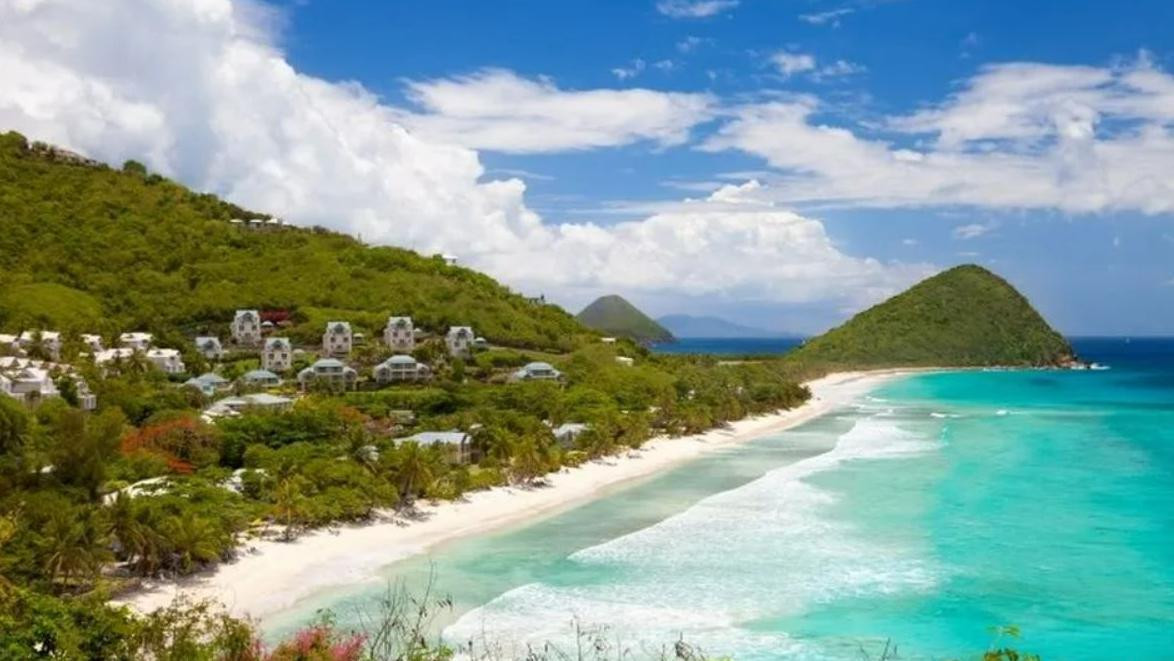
1,0,1172,334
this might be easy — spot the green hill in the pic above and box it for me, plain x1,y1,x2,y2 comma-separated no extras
0,131,590,351
785,264,1074,372
576,295,674,344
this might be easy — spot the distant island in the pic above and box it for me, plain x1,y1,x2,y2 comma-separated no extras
657,314,795,339
784,264,1076,374
576,295,675,344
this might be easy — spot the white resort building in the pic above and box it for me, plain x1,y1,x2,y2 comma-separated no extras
383,316,415,352
145,348,186,374
231,310,262,346
0,357,96,410
0,335,22,356
202,393,294,421
322,321,353,356
194,336,223,360
298,358,357,390
445,326,474,358
262,337,293,372
119,332,154,351
512,361,562,382
400,430,472,464
184,372,231,397
18,331,62,360
80,334,104,353
374,355,431,384
239,369,282,388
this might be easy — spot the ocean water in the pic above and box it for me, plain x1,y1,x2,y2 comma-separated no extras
264,338,1174,659
651,337,804,355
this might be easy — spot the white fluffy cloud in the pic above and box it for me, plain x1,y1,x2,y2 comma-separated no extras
705,58,1174,214
771,52,817,78
0,0,918,313
770,51,864,81
656,0,739,19
396,69,715,153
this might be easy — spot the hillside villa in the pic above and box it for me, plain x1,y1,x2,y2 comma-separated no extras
231,309,262,346
240,369,282,388
80,334,104,352
145,348,185,374
194,336,223,360
262,337,293,372
374,355,431,383
400,430,472,464
445,326,474,358
0,356,96,410
184,372,231,397
298,358,357,390
18,330,62,360
322,321,353,356
202,392,294,421
512,361,562,382
383,316,415,352
119,332,153,351
552,422,590,448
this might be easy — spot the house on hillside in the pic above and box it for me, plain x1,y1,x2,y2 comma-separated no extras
145,348,185,374
298,358,357,390
202,393,293,421
80,334,104,353
94,347,136,367
119,332,154,351
194,336,223,360
373,355,431,384
511,361,562,382
615,356,634,367
18,331,61,360
262,337,292,372
0,335,23,357
240,369,282,388
445,326,474,358
400,431,471,464
0,357,96,410
322,321,353,356
553,422,590,448
232,310,262,346
184,372,231,397
383,316,415,352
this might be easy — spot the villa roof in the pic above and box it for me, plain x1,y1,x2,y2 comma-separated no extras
189,372,229,385
265,337,292,350
241,369,280,381
327,321,351,333
313,358,345,368
383,354,417,365
404,431,470,446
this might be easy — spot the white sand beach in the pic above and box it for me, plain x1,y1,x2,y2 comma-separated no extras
113,369,920,621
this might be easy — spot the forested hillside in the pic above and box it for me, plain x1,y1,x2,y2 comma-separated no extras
0,131,588,351
576,295,674,344
784,264,1074,374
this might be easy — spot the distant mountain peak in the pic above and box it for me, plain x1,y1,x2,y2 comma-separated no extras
657,314,789,339
577,295,674,343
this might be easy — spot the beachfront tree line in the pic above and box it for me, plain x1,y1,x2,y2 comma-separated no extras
0,337,808,656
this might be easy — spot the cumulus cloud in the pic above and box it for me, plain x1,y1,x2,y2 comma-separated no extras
395,69,715,153
656,0,739,19
771,51,817,78
0,0,919,313
704,58,1174,214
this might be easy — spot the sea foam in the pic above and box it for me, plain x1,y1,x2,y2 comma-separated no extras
445,415,940,657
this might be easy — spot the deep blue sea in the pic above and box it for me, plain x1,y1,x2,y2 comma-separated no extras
265,338,1174,659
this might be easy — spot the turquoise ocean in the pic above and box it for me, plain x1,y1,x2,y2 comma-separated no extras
264,338,1174,659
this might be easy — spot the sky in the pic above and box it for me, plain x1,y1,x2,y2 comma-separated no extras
1,0,1172,335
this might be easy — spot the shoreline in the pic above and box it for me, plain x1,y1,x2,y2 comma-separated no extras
112,368,927,621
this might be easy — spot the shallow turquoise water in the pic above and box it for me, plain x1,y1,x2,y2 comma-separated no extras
266,340,1174,659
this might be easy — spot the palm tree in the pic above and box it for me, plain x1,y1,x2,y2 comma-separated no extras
38,506,112,590
271,475,310,541
393,442,434,504
509,435,545,485
109,495,170,576
161,511,221,574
